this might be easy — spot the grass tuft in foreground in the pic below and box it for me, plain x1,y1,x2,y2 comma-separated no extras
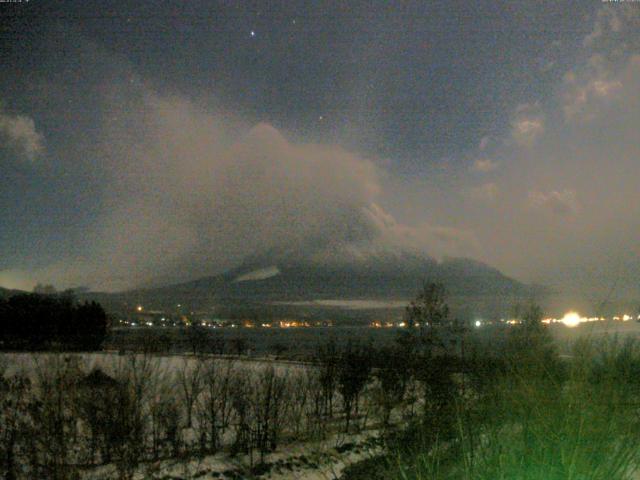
352,330,640,480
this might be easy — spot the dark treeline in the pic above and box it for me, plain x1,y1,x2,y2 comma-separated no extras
0,293,108,351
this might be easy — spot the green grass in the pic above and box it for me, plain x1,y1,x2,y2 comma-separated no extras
380,335,640,480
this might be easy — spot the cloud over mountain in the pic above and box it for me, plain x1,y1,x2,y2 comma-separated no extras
22,88,476,291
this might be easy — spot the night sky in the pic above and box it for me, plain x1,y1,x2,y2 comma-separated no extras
1,1,639,299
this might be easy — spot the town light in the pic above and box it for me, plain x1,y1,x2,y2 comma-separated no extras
561,311,582,328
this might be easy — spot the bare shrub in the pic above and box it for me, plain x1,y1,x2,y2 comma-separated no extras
0,374,37,480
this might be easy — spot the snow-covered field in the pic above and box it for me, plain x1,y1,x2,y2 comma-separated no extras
0,351,309,379
0,351,399,480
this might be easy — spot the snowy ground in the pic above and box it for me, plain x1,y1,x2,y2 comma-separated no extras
81,429,382,480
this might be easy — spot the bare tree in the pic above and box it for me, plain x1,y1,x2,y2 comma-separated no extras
229,368,252,458
403,283,463,433
139,329,171,354
186,326,209,355
230,337,249,356
153,395,182,458
75,368,122,465
405,282,450,331
251,366,290,462
109,384,146,480
31,354,84,480
149,377,183,459
304,367,329,438
196,359,235,453
373,345,411,427
176,357,203,428
337,341,373,433
286,370,310,438
109,353,163,480
316,338,339,418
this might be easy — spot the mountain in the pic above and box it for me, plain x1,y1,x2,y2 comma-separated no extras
108,248,531,314
0,286,24,299
1,253,541,321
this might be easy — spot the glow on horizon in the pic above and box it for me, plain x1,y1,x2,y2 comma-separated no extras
561,311,582,328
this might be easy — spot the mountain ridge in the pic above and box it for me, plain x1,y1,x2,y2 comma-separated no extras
116,249,532,309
